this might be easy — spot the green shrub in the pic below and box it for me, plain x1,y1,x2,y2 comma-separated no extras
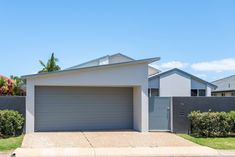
0,110,24,137
188,111,233,137
228,111,235,132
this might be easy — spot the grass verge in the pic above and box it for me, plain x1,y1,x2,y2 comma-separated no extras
0,135,24,152
178,134,235,149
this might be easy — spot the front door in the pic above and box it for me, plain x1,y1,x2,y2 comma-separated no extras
149,97,171,131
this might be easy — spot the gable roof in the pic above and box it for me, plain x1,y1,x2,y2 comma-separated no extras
212,75,235,92
22,57,160,79
212,75,235,83
149,68,217,88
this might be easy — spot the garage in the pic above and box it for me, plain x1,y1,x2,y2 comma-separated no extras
23,57,159,133
35,86,133,131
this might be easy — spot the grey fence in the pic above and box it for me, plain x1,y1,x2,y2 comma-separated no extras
172,97,235,133
0,96,26,117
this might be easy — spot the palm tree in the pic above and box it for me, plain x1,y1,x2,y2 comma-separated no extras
38,53,61,73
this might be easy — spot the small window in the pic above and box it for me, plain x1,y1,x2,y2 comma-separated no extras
191,89,198,96
231,92,235,96
199,89,206,96
222,93,226,96
148,88,159,97
212,93,217,96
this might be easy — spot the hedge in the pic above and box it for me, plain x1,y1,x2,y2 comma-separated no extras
188,111,235,137
0,110,24,137
229,111,235,132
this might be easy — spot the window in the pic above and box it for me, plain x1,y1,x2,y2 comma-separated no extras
199,90,206,96
231,92,235,96
191,89,206,96
222,93,225,96
191,89,198,96
212,93,217,96
148,88,159,97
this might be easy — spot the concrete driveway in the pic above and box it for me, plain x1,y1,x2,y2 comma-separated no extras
14,131,223,157
22,131,197,148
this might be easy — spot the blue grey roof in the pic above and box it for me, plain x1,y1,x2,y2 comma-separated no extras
212,75,235,92
66,53,135,70
22,57,160,79
149,68,217,88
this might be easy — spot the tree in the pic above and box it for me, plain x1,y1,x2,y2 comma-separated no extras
10,76,24,96
0,77,6,95
38,53,61,73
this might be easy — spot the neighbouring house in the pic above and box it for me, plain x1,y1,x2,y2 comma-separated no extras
22,54,160,133
148,68,217,97
212,75,235,96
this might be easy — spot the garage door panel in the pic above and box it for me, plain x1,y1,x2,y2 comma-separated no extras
35,86,133,131
36,120,133,131
36,104,132,111
36,95,132,104
36,86,131,94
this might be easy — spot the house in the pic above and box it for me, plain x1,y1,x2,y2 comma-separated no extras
148,68,217,97
22,54,160,133
22,53,218,133
212,75,235,96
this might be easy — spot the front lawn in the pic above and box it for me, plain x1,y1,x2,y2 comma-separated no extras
178,134,235,150
0,135,24,152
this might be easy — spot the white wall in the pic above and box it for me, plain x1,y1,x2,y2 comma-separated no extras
99,56,109,65
159,73,191,96
109,54,133,64
25,63,149,133
148,66,158,76
206,86,212,96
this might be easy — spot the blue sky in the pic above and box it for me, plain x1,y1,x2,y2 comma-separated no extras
0,0,234,81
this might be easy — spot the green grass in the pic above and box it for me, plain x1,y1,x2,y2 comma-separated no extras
0,135,24,152
178,134,235,150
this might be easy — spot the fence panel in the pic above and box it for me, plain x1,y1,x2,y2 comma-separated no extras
172,97,235,133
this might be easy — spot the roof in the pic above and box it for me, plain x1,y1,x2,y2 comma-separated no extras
212,75,235,92
22,57,160,79
149,68,217,88
66,53,135,70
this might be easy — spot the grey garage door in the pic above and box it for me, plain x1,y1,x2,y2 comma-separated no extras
35,86,133,131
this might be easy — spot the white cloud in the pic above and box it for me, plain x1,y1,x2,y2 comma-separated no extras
193,73,207,79
191,58,235,72
151,61,188,71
